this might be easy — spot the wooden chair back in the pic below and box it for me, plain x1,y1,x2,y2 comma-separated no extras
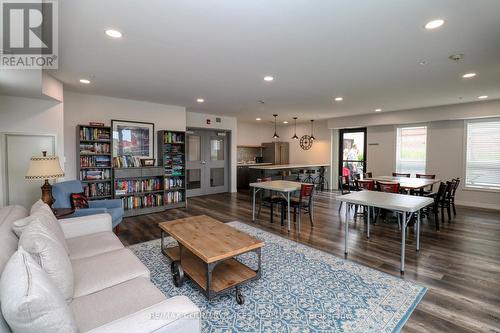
416,174,436,179
451,178,460,197
257,177,272,183
356,179,375,191
392,172,410,178
363,172,373,178
377,181,400,193
338,175,351,195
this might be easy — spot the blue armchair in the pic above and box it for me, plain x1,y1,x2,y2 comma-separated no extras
52,180,124,229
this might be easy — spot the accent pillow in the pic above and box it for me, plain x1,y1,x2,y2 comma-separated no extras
31,207,69,254
19,219,74,301
70,192,89,210
30,199,47,214
12,215,38,238
0,247,78,333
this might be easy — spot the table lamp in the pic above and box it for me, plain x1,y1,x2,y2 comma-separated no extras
25,151,65,206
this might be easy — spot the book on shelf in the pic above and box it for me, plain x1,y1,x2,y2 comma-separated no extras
166,190,183,204
79,127,110,141
79,143,110,154
80,169,111,181
113,155,143,168
114,178,162,195
165,177,183,189
80,155,111,168
163,132,184,144
83,182,111,198
121,193,163,210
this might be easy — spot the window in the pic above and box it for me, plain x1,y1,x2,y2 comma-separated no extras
465,119,500,190
396,126,427,175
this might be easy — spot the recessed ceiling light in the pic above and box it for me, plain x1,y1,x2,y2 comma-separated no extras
256,118,261,121
419,60,429,66
105,29,123,38
283,121,289,124
79,79,90,84
424,19,445,30
334,97,344,102
478,95,488,99
374,108,382,112
462,72,476,79
196,98,205,103
263,76,274,82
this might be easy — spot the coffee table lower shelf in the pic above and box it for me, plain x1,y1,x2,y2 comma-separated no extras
162,245,261,304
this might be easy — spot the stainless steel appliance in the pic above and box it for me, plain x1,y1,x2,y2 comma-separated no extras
255,156,264,163
261,142,289,165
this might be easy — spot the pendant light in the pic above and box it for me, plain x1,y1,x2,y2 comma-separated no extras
292,117,299,139
310,119,315,140
272,114,280,139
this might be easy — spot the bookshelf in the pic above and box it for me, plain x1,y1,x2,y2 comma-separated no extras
77,125,112,200
158,130,186,209
114,167,165,217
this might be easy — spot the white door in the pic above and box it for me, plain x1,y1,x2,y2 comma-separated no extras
4,134,56,208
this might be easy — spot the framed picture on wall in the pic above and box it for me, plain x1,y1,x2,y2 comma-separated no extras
111,120,154,159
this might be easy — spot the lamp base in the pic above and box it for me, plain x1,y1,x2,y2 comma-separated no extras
41,179,55,207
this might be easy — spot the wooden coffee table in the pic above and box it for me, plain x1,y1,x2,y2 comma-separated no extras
158,215,264,304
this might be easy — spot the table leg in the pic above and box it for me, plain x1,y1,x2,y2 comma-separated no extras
344,204,349,255
417,210,421,251
367,205,370,238
401,212,406,274
252,187,256,222
287,191,291,233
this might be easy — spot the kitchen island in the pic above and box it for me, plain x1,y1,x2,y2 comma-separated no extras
248,163,330,190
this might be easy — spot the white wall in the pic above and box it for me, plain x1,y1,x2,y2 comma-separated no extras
0,95,64,207
237,121,274,146
186,112,238,192
362,121,500,209
63,91,186,180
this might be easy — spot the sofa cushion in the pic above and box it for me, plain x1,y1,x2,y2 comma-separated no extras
19,219,74,301
30,207,70,254
66,231,124,260
0,205,28,274
12,215,37,238
29,199,47,214
70,277,166,332
71,248,150,298
0,247,78,333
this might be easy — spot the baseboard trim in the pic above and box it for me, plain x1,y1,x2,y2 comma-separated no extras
455,200,500,211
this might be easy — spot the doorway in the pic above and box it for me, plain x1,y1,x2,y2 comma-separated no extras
186,129,229,197
338,128,367,182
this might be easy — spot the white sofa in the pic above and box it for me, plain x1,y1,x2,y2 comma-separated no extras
0,203,200,333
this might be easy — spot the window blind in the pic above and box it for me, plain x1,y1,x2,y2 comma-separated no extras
396,126,427,176
465,120,500,190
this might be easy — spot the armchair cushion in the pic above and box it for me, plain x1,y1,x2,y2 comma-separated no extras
0,247,78,333
59,213,112,239
89,199,122,209
71,207,107,218
52,181,84,209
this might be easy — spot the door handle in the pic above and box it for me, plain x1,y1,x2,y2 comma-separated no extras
201,161,206,165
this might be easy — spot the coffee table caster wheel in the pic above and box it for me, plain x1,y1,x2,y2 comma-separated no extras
170,260,176,274
172,261,184,287
236,290,245,305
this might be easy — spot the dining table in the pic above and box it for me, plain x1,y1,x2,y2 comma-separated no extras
249,180,303,233
364,175,441,191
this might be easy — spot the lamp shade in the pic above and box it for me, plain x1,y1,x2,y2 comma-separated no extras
25,155,65,180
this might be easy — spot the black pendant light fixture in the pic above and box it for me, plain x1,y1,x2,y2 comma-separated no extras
272,114,280,139
310,119,316,140
292,117,299,139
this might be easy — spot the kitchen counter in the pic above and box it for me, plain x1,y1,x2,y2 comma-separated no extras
248,163,329,170
237,162,273,166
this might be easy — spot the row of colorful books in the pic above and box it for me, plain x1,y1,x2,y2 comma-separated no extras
80,169,111,180
79,143,110,154
80,155,111,168
112,156,143,168
166,191,183,204
121,194,163,210
114,178,163,195
79,127,110,141
83,182,111,198
164,166,184,177
163,132,184,144
165,177,183,189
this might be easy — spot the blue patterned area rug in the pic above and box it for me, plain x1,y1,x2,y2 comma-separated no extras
129,221,426,333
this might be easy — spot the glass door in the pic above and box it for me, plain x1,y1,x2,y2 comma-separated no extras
186,130,204,197
339,128,367,182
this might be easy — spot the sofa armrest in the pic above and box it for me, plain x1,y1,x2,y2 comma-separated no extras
59,213,112,239
87,296,200,333
71,208,107,217
89,199,123,209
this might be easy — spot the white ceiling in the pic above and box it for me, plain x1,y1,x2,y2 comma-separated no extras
52,0,500,122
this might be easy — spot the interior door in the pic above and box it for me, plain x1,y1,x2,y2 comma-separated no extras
186,130,229,197
338,128,367,182
3,134,56,208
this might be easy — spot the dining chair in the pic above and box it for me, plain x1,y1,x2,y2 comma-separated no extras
338,175,351,212
392,172,411,178
437,181,455,223
416,173,436,196
375,181,401,227
430,182,447,230
450,178,460,216
355,179,375,191
257,177,286,225
291,183,315,231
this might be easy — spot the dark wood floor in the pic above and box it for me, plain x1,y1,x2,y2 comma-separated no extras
118,190,500,333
